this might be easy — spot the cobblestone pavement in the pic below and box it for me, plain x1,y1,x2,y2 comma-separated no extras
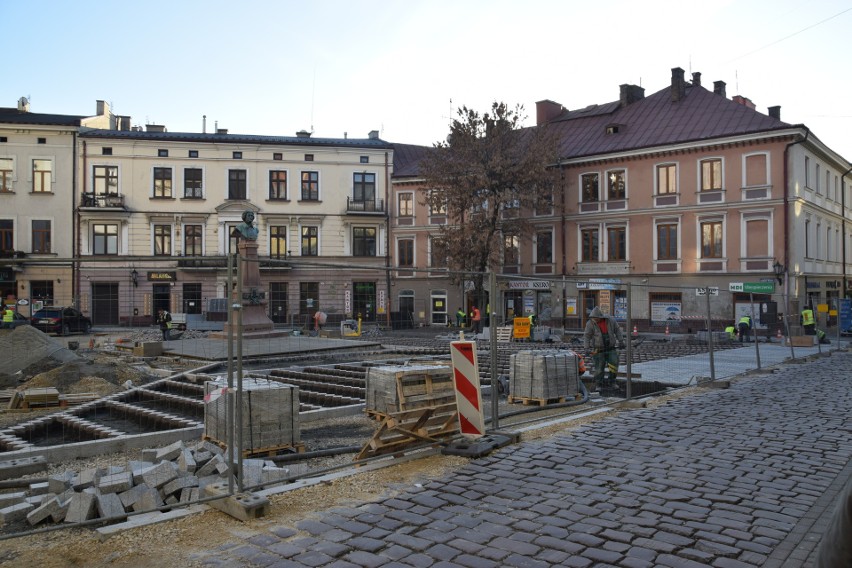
192,351,852,568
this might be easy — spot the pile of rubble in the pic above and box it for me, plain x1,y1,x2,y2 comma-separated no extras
0,438,302,530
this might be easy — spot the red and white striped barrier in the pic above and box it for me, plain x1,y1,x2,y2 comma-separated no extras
450,341,485,437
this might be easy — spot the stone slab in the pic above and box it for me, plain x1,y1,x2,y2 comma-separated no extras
0,456,48,481
95,506,205,541
96,493,127,521
202,482,270,521
0,502,34,524
65,492,97,523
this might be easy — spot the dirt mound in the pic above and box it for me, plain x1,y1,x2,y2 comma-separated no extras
0,326,80,387
20,359,155,395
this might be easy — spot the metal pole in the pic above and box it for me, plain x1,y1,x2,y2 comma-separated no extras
236,250,244,492
625,283,632,399
784,289,795,359
750,292,761,369
706,289,716,382
489,270,499,430
226,253,235,495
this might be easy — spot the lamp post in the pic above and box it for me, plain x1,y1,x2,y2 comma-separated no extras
130,269,138,328
772,261,785,285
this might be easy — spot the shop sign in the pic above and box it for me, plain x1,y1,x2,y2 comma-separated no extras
513,317,531,339
729,282,775,294
508,280,550,290
577,278,620,290
806,281,821,289
148,271,177,282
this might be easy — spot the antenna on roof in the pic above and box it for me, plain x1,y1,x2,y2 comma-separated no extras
310,65,316,134
736,70,739,94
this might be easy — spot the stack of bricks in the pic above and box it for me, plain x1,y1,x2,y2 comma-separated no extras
365,365,453,416
509,350,580,400
0,438,300,529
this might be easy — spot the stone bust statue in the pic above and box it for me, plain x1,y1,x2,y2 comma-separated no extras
235,210,258,241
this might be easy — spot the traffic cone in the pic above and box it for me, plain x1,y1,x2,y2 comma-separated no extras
632,325,638,337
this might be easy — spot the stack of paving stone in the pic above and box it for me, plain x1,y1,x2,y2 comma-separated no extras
204,377,300,453
365,364,453,416
508,350,580,400
0,439,299,529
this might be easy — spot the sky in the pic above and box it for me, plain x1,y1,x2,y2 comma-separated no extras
3,0,852,159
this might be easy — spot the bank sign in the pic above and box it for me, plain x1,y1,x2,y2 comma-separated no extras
729,282,775,294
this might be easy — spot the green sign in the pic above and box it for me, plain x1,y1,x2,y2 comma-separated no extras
729,282,775,294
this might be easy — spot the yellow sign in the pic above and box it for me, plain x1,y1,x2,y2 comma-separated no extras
817,304,829,313
513,317,531,339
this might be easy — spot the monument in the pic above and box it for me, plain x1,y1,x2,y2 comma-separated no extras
219,210,279,337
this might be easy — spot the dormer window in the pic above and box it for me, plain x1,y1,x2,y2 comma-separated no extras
606,124,620,135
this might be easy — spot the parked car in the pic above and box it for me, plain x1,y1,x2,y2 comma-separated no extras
30,306,92,335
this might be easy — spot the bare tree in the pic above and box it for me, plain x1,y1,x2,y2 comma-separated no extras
421,102,560,310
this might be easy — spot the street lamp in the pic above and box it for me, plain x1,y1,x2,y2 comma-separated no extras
130,269,138,287
772,261,785,285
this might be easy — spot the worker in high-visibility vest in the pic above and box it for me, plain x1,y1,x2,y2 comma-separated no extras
801,306,816,335
2,306,14,329
725,324,737,340
737,315,752,343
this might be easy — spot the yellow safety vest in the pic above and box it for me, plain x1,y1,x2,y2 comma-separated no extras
801,309,814,326
2,309,13,323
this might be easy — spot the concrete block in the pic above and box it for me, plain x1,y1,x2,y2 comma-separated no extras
196,453,225,477
178,448,197,473
96,493,127,521
51,498,70,523
97,471,133,494
27,496,64,526
96,507,200,541
162,475,199,497
118,484,149,510
140,449,158,462
155,440,185,462
0,491,26,509
164,495,179,505
141,461,178,489
29,481,50,496
0,502,34,524
64,492,97,523
179,487,199,503
201,440,224,455
73,467,104,490
132,486,164,512
193,450,212,466
202,482,270,521
261,466,290,484
133,341,163,357
0,456,48,481
130,462,156,484
48,471,75,494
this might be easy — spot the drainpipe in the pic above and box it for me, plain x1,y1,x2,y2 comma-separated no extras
842,165,852,299
783,128,809,312
76,139,86,308
559,165,567,330
384,151,392,327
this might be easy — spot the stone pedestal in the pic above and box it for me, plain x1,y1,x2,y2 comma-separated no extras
222,241,274,335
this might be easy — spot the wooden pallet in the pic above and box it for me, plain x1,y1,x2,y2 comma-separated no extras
202,436,305,458
507,395,566,407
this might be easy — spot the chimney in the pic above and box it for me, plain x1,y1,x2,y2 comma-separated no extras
670,67,686,102
203,115,207,134
536,99,565,125
619,85,645,107
96,100,110,117
216,128,228,135
116,115,132,131
732,95,756,110
368,130,379,140
714,81,727,98
296,130,311,138
692,72,701,87
768,106,781,120
17,97,30,112
146,124,167,133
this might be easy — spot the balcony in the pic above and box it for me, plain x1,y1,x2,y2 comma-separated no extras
346,197,385,214
80,193,126,208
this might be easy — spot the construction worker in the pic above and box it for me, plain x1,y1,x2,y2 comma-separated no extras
725,324,737,340
801,306,816,335
456,307,466,328
157,308,172,341
737,315,752,343
583,306,624,395
816,328,830,344
470,306,481,334
2,305,14,329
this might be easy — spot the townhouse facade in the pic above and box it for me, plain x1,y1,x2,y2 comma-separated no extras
390,68,852,331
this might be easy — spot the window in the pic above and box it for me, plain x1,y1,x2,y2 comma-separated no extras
657,164,677,194
184,225,202,256
581,228,599,262
607,227,626,260
153,167,173,198
228,169,247,200
607,170,626,200
299,282,319,315
429,191,447,216
656,224,678,260
805,219,811,258
0,158,12,192
93,223,118,255
153,225,171,255
31,281,54,306
826,170,832,200
700,159,722,191
269,170,287,200
353,172,376,203
184,168,203,198
102,147,112,156
189,150,199,158
158,149,168,157
32,220,51,253
430,236,447,268
32,159,52,192
398,238,414,268
816,164,821,193
398,193,413,216
744,154,767,186
0,220,13,253
805,157,810,188
233,151,242,159
535,191,553,216
273,152,283,161
37,138,46,144
360,156,369,164
304,154,314,162
270,226,287,259
700,221,723,258
536,231,553,264
353,227,376,257
93,165,118,194
301,226,318,256
301,171,319,200
504,234,520,265
581,173,599,202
